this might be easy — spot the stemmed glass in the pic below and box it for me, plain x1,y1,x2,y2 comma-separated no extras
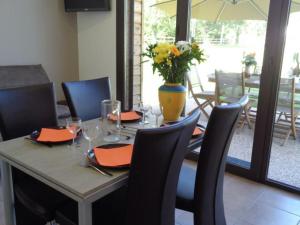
82,122,100,150
151,105,163,127
66,117,82,150
138,102,151,125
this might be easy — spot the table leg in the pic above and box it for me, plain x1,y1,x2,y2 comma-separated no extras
78,200,92,225
1,161,16,225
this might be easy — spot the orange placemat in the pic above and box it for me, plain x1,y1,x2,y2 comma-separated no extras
110,111,141,121
94,144,133,167
37,128,74,142
192,127,204,137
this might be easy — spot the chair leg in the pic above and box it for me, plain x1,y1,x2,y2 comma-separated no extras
291,116,297,140
194,98,211,119
208,99,214,108
281,129,292,146
200,107,210,119
277,112,283,122
243,105,253,129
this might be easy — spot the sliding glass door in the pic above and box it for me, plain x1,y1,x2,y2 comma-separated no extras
134,0,299,192
186,0,270,171
267,6,300,190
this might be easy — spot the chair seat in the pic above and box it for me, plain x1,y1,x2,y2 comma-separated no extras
176,163,196,212
277,105,300,114
194,91,215,99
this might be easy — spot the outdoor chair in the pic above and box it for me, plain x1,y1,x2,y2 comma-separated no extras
186,68,215,119
0,83,68,225
215,70,254,129
176,96,246,225
54,109,201,225
62,77,111,121
274,78,300,145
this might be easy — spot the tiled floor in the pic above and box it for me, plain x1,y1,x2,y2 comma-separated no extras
176,162,300,225
0,165,300,225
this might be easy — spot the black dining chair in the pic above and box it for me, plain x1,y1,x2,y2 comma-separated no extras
176,96,246,225
62,77,111,121
55,109,201,225
0,83,68,225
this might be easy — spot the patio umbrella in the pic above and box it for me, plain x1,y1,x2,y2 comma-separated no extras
152,0,300,21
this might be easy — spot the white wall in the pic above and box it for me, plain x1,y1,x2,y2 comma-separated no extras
0,0,79,99
77,0,116,98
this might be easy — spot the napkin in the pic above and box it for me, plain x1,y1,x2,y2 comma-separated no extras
192,127,203,137
110,111,141,121
37,128,74,142
94,144,133,167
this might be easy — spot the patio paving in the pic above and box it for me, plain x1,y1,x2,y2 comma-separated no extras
186,98,300,189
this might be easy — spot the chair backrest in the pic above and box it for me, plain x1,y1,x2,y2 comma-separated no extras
0,83,57,141
187,66,205,93
125,109,201,225
215,70,245,104
62,77,111,121
193,98,244,225
0,65,50,89
277,77,295,115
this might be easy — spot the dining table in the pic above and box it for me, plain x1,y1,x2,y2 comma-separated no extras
207,73,300,93
0,117,203,225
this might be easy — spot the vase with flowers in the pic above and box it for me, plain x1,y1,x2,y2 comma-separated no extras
142,41,205,121
242,52,257,78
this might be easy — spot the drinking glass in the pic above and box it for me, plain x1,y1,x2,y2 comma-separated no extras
83,122,100,150
138,102,151,125
66,117,82,150
151,105,162,127
101,100,121,143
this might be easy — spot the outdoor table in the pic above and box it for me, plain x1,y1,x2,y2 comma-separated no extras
207,73,300,93
0,118,203,225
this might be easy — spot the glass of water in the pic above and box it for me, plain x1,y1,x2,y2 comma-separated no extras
151,105,162,127
138,102,151,125
66,117,82,150
101,100,121,143
82,122,100,150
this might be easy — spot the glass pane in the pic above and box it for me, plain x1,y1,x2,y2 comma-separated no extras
268,7,300,188
187,0,270,167
141,0,177,106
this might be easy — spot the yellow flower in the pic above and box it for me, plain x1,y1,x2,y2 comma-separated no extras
192,43,199,49
154,54,167,64
171,46,181,56
154,43,171,55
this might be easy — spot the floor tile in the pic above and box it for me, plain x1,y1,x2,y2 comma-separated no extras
223,175,267,220
239,201,300,225
176,210,193,225
257,187,300,217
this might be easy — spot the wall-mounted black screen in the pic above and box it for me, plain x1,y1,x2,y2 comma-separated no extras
64,0,111,12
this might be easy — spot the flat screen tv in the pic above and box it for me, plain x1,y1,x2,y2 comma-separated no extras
64,0,111,12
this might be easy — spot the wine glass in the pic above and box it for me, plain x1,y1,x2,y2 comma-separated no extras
151,105,162,127
101,100,121,143
82,122,100,150
66,117,82,150
138,102,151,125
